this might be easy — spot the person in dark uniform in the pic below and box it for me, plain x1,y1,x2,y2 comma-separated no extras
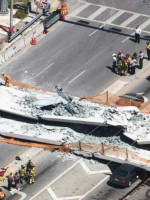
7,173,14,191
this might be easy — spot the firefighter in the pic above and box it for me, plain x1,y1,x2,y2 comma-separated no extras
146,41,150,60
116,59,123,75
0,188,5,200
19,165,26,184
126,54,131,73
27,168,35,184
123,57,128,76
117,50,124,61
26,160,34,172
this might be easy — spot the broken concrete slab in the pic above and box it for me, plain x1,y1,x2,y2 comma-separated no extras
40,114,106,125
72,150,93,159
0,132,64,146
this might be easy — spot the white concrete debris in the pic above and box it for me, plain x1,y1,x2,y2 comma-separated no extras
0,85,150,146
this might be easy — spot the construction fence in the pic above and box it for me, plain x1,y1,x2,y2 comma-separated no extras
70,142,150,167
81,92,150,114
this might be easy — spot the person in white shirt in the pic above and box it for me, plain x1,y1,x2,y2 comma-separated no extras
130,57,137,75
139,50,144,69
135,25,141,43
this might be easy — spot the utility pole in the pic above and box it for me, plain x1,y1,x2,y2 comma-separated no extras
10,0,14,35
0,0,8,14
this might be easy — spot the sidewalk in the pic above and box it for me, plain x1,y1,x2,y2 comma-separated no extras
0,147,44,198
102,58,150,96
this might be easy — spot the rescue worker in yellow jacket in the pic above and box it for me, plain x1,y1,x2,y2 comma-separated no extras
19,165,26,184
28,168,35,184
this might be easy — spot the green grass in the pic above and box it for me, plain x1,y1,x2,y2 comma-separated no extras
8,0,29,6
13,9,28,19
8,0,29,19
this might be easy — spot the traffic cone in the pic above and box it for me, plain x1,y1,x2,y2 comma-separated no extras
30,34,36,45
43,29,49,34
61,12,65,20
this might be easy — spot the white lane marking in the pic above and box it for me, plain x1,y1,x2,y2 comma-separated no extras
68,70,86,84
59,195,84,200
47,187,58,200
79,176,109,200
10,189,27,200
71,3,90,16
120,14,140,27
70,14,150,35
121,31,134,43
28,159,83,200
36,63,54,77
89,23,104,36
140,18,150,29
87,6,107,20
106,10,124,24
80,161,111,175
78,0,150,17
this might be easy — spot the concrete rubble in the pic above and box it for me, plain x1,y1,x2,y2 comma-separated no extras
0,84,150,167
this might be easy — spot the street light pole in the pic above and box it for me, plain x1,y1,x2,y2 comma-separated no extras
10,0,13,34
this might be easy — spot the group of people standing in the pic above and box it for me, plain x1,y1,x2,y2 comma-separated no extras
7,160,35,191
112,50,144,76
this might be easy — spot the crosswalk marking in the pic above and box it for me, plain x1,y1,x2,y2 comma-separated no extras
120,14,140,27
105,10,124,24
69,1,150,36
87,6,107,20
78,0,150,18
140,18,150,29
71,3,90,16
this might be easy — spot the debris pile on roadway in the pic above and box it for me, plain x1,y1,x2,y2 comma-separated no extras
0,85,150,145
0,84,150,167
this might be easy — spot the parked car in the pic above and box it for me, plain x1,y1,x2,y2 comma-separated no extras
109,164,139,187
121,93,146,103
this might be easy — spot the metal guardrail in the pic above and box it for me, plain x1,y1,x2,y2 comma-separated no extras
8,3,50,42
43,9,61,29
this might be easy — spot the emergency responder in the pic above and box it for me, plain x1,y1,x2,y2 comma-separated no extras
126,54,131,73
116,59,123,75
19,165,26,184
146,41,150,60
123,57,128,76
1,72,11,87
7,173,14,191
27,168,35,184
134,25,141,43
14,172,20,189
133,52,138,63
112,53,117,72
0,188,5,200
26,160,34,172
139,50,144,69
130,56,137,75
117,50,124,61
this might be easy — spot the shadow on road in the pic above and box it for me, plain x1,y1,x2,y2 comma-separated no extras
63,19,150,41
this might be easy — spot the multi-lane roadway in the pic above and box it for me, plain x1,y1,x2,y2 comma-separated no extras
1,0,150,199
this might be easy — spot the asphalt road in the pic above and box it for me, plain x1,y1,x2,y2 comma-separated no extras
1,0,150,199
2,0,150,97
4,150,141,200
